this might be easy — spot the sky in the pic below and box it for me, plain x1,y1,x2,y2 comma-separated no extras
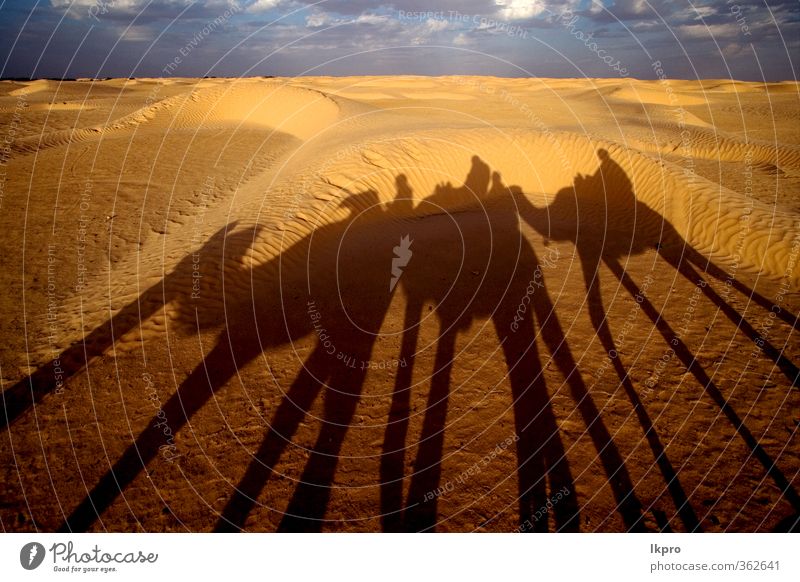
0,1,797,80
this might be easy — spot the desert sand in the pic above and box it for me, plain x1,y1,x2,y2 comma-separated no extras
0,76,797,532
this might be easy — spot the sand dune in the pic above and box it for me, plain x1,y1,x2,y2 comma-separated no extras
0,77,797,533
10,81,339,154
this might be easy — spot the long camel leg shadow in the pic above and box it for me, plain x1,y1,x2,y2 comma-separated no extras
218,195,399,532
660,250,799,386
381,304,579,533
277,348,371,532
1,297,162,428
682,244,799,330
380,281,580,532
579,249,703,531
214,345,330,532
59,326,263,532
492,306,579,532
605,258,800,513
402,326,458,532
0,223,251,430
531,271,648,532
379,299,422,532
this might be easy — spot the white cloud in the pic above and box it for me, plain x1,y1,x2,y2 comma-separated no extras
248,0,280,12
422,18,450,33
691,5,718,20
453,32,470,45
306,11,337,28
353,13,391,25
306,12,393,29
495,0,548,20
678,22,740,40
722,42,745,57
408,16,455,44
615,0,649,16
588,0,651,19
121,24,154,41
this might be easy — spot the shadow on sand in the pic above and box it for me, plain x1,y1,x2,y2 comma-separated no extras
2,151,798,532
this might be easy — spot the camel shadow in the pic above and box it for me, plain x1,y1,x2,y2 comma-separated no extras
522,149,799,530
380,152,798,532
380,158,632,531
4,151,796,532
56,185,408,532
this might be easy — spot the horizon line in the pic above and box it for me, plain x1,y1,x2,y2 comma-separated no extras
1,74,798,83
